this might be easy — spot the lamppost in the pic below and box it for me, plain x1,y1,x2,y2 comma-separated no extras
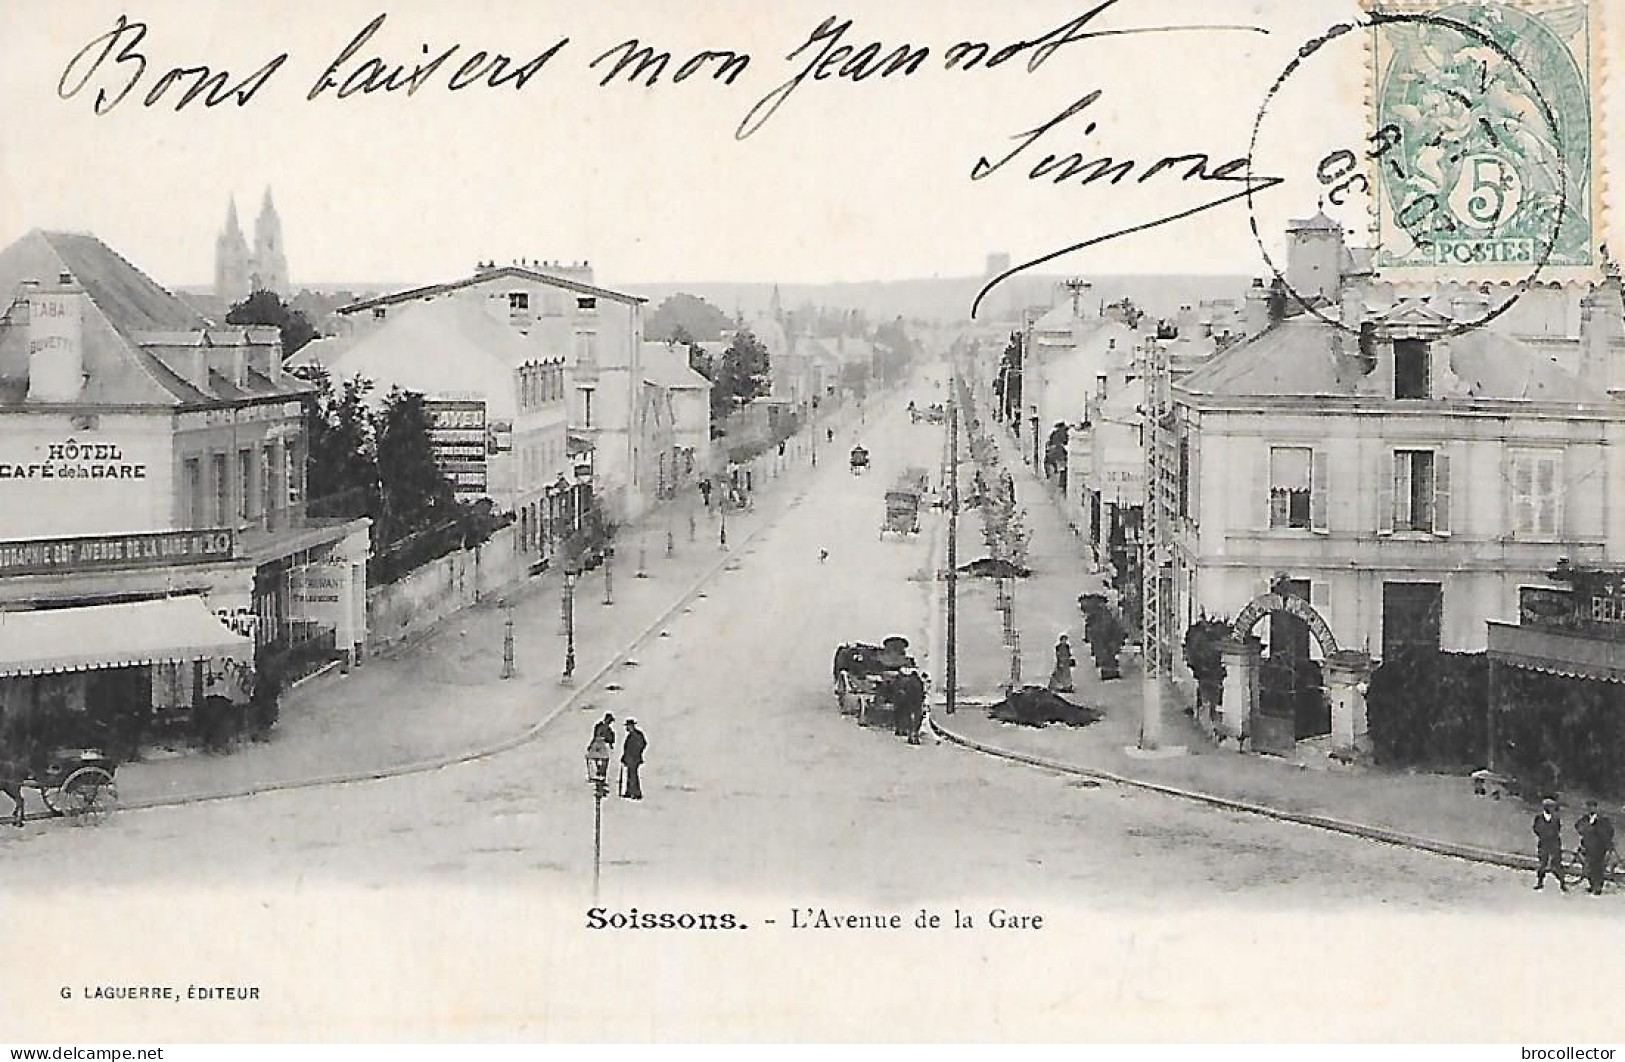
719,496,729,550
584,739,612,902
561,566,578,684
501,606,515,679
603,544,615,605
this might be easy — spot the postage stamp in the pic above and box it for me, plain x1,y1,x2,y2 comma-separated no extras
1366,1,1605,282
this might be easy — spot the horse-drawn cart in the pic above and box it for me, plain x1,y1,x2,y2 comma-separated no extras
849,445,870,474
3,748,119,827
832,637,916,725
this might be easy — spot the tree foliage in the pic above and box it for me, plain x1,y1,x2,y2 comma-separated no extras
226,290,319,359
374,387,457,542
645,293,732,342
1366,649,1488,770
1182,618,1232,712
304,368,379,518
714,329,771,411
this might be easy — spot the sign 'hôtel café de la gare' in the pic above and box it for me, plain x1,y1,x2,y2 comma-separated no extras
0,229,369,752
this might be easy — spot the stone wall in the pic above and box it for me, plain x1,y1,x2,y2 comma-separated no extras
364,524,522,653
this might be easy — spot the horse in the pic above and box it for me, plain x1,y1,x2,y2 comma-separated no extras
0,750,28,828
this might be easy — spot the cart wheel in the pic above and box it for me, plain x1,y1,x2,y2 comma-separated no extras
58,767,117,826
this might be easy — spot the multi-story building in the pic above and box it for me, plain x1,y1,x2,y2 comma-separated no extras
335,261,651,521
639,341,713,500
0,230,370,735
296,298,572,562
1162,218,1625,754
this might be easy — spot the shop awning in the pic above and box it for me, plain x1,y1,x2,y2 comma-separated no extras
1487,620,1625,684
0,596,252,678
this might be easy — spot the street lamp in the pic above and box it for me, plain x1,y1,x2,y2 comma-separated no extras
584,738,612,902
562,567,578,684
501,606,515,679
603,544,615,605
719,494,729,550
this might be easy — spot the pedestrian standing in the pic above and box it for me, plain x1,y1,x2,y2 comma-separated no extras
1532,797,1567,892
1576,799,1616,895
1049,634,1076,693
621,719,648,800
592,713,616,750
699,478,712,510
892,667,926,745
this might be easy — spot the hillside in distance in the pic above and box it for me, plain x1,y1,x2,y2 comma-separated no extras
620,274,1256,325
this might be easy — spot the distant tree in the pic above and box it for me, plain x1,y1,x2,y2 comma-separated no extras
646,293,732,342
304,368,379,518
373,388,457,542
226,290,319,359
714,329,771,411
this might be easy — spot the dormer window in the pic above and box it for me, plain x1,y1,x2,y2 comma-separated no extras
1394,339,1429,399
577,297,597,311
509,292,530,312
372,307,387,320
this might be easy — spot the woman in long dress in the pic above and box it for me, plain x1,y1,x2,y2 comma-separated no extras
1049,634,1076,693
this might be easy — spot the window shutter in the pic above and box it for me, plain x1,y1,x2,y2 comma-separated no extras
1377,450,1394,534
1252,450,1268,530
1552,452,1567,538
1310,449,1329,533
1188,436,1202,526
1433,451,1452,536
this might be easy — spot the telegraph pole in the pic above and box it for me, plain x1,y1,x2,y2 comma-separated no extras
946,364,960,716
1139,337,1168,751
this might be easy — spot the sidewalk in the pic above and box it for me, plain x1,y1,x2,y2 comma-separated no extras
935,404,1565,877
106,404,867,812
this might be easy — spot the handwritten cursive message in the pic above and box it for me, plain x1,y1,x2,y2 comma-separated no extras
54,0,1279,313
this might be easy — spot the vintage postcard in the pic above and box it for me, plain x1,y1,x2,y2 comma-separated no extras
1,0,1623,1045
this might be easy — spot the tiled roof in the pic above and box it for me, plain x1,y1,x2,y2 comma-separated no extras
1177,317,1611,404
336,265,644,314
0,230,206,336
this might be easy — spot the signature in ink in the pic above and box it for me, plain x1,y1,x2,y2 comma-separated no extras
969,91,1284,317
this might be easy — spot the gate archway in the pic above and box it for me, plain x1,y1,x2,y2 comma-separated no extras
1231,590,1338,755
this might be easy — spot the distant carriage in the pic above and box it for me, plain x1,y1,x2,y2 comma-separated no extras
849,446,870,474
880,467,930,538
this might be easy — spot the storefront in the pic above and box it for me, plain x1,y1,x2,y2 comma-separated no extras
0,594,252,755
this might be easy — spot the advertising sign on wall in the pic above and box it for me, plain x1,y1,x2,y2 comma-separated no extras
290,562,353,648
425,399,488,496
0,529,236,576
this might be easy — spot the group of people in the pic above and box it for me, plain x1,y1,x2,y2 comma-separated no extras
697,475,751,513
1533,797,1616,894
590,713,648,801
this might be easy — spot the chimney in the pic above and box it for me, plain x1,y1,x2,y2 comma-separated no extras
1176,304,1198,338
1579,264,1624,393
26,272,87,402
1450,283,1492,324
1244,277,1270,335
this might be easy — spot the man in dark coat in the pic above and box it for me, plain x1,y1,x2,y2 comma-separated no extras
592,713,616,750
1576,799,1616,895
621,719,647,800
892,667,926,745
1533,797,1567,892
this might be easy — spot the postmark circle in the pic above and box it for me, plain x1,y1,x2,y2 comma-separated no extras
1243,9,1570,339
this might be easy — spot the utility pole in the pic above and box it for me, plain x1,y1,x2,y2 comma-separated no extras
946,365,959,716
1139,337,1169,751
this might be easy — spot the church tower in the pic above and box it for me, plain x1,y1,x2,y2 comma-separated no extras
214,198,251,302
251,187,289,297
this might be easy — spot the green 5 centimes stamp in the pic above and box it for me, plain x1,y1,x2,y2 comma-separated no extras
1370,2,1602,281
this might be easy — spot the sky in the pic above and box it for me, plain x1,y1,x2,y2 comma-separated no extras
0,0,1618,294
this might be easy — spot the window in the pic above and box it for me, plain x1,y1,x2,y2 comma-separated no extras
372,307,387,321
285,443,302,504
1387,449,1450,534
1394,339,1429,399
263,445,278,519
1511,450,1562,537
239,449,256,519
1177,435,1190,519
1382,582,1443,660
509,291,530,312
1269,447,1312,529
577,297,597,311
185,458,203,527
583,389,594,427
211,453,229,526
